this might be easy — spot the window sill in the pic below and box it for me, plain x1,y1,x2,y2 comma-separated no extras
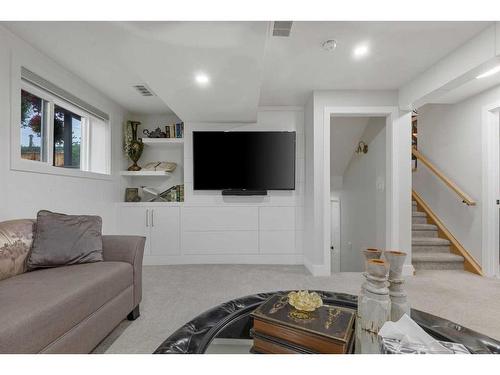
11,158,114,181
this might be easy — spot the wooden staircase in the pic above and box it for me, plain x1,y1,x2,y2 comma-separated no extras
411,113,481,274
411,191,483,275
412,200,465,270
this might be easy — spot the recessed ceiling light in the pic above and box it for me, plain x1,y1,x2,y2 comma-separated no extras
353,44,369,59
476,65,500,79
195,73,210,86
321,39,337,52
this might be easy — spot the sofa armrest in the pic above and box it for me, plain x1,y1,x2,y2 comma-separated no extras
102,235,145,308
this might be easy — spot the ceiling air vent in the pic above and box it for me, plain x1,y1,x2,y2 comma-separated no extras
132,84,155,97
272,21,293,37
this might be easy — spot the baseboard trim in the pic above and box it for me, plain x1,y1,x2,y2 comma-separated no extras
143,254,304,266
303,258,330,276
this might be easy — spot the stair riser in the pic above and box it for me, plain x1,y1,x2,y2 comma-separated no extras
413,261,464,270
412,205,419,212
412,245,451,254
412,216,428,224
412,230,438,238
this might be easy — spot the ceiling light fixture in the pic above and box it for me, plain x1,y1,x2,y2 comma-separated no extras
321,39,337,52
195,72,210,86
476,65,500,79
353,44,369,59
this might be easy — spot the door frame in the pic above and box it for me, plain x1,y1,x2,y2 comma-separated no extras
324,106,413,276
330,197,341,273
481,101,500,278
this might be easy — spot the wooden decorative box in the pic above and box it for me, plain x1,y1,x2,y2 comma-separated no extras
250,294,356,354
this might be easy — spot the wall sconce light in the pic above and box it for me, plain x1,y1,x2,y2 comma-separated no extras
355,141,368,155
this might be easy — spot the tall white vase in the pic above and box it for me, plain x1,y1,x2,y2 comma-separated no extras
357,259,391,334
384,250,410,321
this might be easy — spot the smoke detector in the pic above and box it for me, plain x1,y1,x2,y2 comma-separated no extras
132,84,155,97
321,39,338,52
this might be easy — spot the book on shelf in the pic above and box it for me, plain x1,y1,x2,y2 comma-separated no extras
164,122,184,139
250,293,356,354
158,184,184,202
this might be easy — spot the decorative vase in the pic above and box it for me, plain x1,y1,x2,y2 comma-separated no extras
127,121,144,171
384,251,410,322
361,248,382,280
363,248,382,262
357,258,391,334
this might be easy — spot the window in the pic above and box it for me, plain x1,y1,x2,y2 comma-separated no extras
18,70,110,176
20,90,47,162
53,105,82,169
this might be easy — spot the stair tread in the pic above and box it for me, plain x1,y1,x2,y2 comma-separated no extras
412,223,438,230
412,253,464,262
412,237,450,246
412,211,427,217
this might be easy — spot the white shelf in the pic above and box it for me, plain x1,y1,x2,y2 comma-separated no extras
120,171,172,177
141,138,184,145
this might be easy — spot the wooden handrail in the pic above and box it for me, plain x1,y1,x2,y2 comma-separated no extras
412,148,476,206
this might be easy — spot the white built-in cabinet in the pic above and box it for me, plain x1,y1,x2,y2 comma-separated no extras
116,205,180,256
115,204,302,264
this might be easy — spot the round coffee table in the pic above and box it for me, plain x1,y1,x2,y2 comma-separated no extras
153,291,500,354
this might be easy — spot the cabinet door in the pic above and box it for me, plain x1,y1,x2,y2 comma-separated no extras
149,207,180,255
116,206,150,255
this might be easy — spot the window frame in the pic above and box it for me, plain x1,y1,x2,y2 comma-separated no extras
12,79,112,180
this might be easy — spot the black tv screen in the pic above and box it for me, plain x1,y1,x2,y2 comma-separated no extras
193,131,296,190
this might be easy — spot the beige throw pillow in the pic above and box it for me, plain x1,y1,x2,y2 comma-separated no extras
0,219,35,281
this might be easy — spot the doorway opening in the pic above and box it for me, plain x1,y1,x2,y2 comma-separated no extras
330,116,387,272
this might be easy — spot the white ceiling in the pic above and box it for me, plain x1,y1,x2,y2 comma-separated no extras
330,117,370,177
4,21,269,121
260,21,491,105
4,21,492,121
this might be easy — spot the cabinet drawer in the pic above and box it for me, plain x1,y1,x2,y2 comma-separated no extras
259,207,295,231
182,207,258,231
259,231,296,254
182,231,258,254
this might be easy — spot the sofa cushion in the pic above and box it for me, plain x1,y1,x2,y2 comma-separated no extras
0,261,132,353
28,210,103,270
0,219,35,281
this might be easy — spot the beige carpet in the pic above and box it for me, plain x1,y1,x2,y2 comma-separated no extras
94,265,500,353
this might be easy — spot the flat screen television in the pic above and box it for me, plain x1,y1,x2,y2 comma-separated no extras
193,131,296,191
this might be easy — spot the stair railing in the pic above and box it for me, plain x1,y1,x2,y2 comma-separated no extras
411,147,476,206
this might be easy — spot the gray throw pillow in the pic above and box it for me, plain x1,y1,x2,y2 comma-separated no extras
27,210,103,270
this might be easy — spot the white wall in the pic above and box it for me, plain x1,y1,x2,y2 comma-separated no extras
0,26,127,233
414,84,500,266
330,117,370,178
337,118,386,271
304,96,316,271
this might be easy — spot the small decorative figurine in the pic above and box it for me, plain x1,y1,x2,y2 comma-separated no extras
143,127,166,138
